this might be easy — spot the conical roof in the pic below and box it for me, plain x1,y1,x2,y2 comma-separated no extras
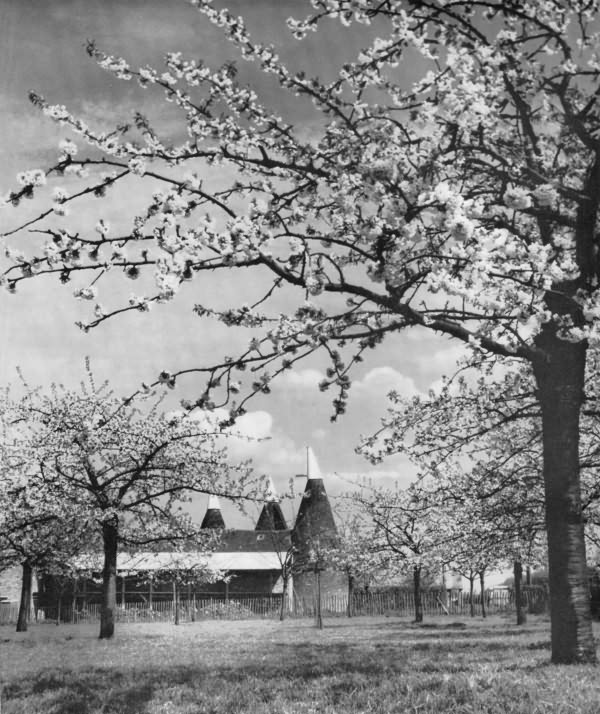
201,494,225,529
256,478,287,530
256,501,288,531
292,449,338,553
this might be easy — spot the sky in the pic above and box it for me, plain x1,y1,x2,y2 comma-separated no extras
0,0,466,527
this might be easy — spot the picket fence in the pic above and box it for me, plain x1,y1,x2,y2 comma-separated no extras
0,587,547,625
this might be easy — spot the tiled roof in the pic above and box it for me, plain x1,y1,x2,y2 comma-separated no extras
217,529,291,553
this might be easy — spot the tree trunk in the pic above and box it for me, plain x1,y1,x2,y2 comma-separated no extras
480,571,486,619
280,575,288,622
173,579,179,625
315,569,323,630
16,561,32,632
99,519,118,639
532,332,596,663
413,565,423,623
514,559,527,626
347,574,355,618
71,578,78,624
469,574,475,618
441,566,449,610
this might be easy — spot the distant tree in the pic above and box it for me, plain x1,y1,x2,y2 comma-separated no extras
4,0,600,662
254,490,296,622
0,368,261,639
119,551,226,625
321,507,389,618
356,484,448,623
362,363,561,622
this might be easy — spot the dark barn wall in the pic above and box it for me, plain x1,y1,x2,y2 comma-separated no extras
293,570,347,604
38,569,282,609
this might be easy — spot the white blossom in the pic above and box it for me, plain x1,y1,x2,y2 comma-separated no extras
73,286,98,301
503,186,532,210
52,187,69,203
58,139,78,157
16,169,46,187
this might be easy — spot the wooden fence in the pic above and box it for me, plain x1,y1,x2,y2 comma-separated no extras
0,586,548,625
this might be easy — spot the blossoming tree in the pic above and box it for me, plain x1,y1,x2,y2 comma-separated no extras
0,464,97,632
0,371,260,638
319,507,390,617
362,356,600,623
2,0,600,661
355,483,449,623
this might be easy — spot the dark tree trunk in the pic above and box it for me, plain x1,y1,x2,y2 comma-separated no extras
532,331,596,663
514,559,527,626
315,569,323,630
479,571,486,619
99,519,118,640
413,565,423,623
347,574,355,618
71,578,78,624
16,561,32,632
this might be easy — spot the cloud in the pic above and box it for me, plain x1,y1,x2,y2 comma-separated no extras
233,410,273,440
334,466,417,492
351,366,421,400
186,407,302,480
276,368,324,390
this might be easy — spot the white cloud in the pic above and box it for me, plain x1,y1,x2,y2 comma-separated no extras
277,368,324,390
351,366,421,400
212,409,303,478
234,410,273,440
334,467,416,491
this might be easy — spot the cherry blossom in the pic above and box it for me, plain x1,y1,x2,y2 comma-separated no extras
2,0,600,662
0,365,263,638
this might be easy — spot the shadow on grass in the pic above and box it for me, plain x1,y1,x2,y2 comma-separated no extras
2,621,554,714
5,667,184,714
3,635,554,714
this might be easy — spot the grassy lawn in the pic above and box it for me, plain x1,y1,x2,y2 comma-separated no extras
1,614,600,713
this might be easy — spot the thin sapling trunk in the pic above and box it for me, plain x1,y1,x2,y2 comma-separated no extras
480,571,486,619
347,573,355,618
514,559,527,626
413,565,423,623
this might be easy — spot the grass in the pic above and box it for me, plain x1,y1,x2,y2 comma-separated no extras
1,615,600,713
